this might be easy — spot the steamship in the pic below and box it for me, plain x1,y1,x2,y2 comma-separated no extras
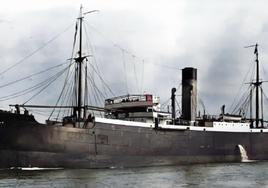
0,8,268,169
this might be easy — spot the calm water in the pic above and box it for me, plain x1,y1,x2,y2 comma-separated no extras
0,162,268,188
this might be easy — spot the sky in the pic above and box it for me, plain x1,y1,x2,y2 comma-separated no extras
1,0,268,121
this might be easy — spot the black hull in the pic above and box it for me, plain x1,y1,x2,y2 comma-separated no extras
0,120,268,168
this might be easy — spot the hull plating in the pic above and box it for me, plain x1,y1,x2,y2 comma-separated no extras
0,121,267,168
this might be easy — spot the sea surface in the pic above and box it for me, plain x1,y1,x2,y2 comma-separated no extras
0,162,268,188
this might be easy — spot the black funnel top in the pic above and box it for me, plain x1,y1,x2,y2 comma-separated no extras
182,67,197,81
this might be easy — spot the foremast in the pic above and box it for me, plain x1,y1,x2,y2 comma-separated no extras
74,6,98,120
75,6,85,120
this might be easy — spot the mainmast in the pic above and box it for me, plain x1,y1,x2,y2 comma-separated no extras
246,43,262,128
254,44,261,128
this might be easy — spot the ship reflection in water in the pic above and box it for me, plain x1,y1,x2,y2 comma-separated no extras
0,162,268,188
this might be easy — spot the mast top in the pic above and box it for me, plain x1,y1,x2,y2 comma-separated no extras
254,43,258,56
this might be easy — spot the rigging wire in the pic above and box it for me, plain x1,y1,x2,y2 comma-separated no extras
198,97,206,115
84,63,89,115
23,66,71,104
262,88,268,120
89,81,100,107
48,62,76,120
175,98,182,116
0,61,70,89
5,16,183,120
231,84,252,114
84,22,178,71
87,72,106,103
61,73,76,117
261,63,268,82
121,49,129,93
228,60,256,113
83,22,110,97
84,21,120,97
140,60,145,93
84,20,181,100
87,62,115,96
84,21,141,60
0,65,70,102
0,23,75,76
131,55,139,93
160,97,172,112
84,22,179,69
231,88,249,113
48,21,79,120
53,74,76,120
